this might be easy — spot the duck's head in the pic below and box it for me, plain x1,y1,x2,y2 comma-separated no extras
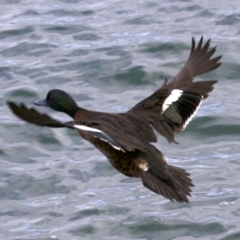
34,89,78,118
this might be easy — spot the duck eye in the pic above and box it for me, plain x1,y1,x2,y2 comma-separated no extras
47,94,53,101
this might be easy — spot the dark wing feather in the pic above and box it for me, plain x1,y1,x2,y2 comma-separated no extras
128,88,177,142
74,112,149,152
163,36,222,89
184,80,218,99
118,112,157,143
7,101,74,129
74,125,125,152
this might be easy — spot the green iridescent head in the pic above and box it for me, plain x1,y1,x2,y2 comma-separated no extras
34,89,78,118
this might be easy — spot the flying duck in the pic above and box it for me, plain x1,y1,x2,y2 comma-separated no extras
7,37,222,202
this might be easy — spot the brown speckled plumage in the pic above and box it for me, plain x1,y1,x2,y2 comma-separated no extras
7,37,222,202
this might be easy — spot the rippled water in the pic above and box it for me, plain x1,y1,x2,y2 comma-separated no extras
1,0,240,239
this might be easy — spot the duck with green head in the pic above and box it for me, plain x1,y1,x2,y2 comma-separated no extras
7,37,222,202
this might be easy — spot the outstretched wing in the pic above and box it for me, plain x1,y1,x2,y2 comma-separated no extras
129,37,222,142
164,36,221,89
7,101,74,128
7,101,147,153
73,113,149,153
73,124,127,152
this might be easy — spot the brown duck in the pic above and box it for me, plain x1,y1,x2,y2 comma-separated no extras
7,37,222,202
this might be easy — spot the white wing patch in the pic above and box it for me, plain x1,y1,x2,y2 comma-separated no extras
73,124,125,152
162,89,183,112
182,98,202,130
73,125,102,132
98,137,125,152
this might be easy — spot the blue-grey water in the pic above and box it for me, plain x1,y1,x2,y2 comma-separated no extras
1,1,240,239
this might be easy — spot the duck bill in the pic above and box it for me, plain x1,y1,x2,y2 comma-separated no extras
34,99,47,107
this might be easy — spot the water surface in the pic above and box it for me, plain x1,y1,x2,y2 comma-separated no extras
1,0,240,239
